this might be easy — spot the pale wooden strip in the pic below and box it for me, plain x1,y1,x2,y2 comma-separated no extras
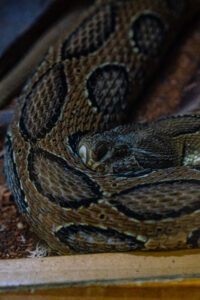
0,250,200,290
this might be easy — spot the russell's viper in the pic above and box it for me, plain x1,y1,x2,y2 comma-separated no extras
3,0,200,254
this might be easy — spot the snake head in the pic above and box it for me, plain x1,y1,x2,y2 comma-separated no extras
78,125,181,174
78,131,139,173
78,127,145,173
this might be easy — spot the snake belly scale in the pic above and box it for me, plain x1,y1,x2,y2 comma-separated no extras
3,0,200,254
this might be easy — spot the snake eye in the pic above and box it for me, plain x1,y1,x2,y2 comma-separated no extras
113,146,129,159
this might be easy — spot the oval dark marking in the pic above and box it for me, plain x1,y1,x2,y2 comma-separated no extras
20,63,67,141
4,134,27,213
61,4,116,60
55,224,144,253
111,181,200,221
166,0,186,16
87,64,129,114
130,12,166,57
187,229,200,248
28,148,102,208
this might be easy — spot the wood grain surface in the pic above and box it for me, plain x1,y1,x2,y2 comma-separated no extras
0,250,200,299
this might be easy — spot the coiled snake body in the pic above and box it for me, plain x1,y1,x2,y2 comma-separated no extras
4,0,200,254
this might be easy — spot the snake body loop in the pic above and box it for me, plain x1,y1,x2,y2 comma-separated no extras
4,0,200,254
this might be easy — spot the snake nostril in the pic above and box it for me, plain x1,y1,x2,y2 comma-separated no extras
95,142,109,161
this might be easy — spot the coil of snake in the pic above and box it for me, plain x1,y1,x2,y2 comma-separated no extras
3,0,200,254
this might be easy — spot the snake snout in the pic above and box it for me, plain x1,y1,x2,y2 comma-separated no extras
78,139,111,171
78,145,88,164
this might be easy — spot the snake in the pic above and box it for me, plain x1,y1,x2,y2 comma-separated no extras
3,0,200,255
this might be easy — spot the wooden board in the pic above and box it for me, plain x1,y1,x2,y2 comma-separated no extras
0,250,200,299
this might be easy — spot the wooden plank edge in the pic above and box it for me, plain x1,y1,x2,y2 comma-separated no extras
0,250,200,291
1,280,200,300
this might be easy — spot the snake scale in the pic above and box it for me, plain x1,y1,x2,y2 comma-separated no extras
3,0,200,254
